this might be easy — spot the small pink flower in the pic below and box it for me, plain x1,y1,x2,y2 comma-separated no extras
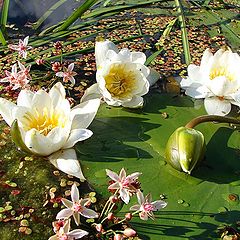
0,63,30,90
8,36,32,59
56,184,98,225
106,168,141,204
56,63,77,85
130,191,167,220
52,62,62,72
36,59,45,65
49,219,88,240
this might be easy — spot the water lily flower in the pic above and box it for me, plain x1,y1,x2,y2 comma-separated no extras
56,183,98,225
56,63,77,85
49,219,88,240
130,191,167,220
0,63,30,90
0,82,100,180
81,39,160,108
8,36,32,59
106,168,141,204
181,48,240,116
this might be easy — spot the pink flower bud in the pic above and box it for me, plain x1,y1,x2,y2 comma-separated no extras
95,223,102,232
125,213,132,221
123,228,136,237
36,59,45,65
109,195,118,203
107,212,114,220
114,234,123,240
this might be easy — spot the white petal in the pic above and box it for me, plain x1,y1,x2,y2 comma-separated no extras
49,82,66,108
73,212,80,226
71,184,79,203
68,229,88,239
80,83,102,103
56,209,73,219
139,211,148,220
81,206,98,218
95,40,118,68
120,188,130,204
32,90,52,112
68,63,74,71
62,198,73,209
71,98,100,129
200,49,213,72
119,168,126,179
131,52,146,64
184,84,210,99
17,90,34,107
63,129,93,149
47,127,70,150
130,204,140,211
23,36,29,46
147,68,160,86
48,235,58,240
0,98,17,126
106,169,120,182
122,96,144,108
48,149,86,180
24,129,60,156
108,182,120,189
69,76,75,85
136,191,145,205
204,97,231,116
151,200,167,211
56,72,64,77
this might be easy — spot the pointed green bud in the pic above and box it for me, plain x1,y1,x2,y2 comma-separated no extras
165,127,205,174
10,119,33,155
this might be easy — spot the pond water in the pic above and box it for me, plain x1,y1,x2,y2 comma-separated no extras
0,1,240,240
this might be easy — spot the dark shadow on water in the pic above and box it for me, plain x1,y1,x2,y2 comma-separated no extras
76,116,161,162
143,92,194,114
131,210,240,240
193,127,240,184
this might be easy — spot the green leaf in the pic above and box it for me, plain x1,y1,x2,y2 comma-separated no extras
32,0,68,30
0,0,9,34
77,92,240,239
175,0,191,65
10,120,34,155
54,0,98,32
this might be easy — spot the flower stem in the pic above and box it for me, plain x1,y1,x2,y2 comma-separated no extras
185,115,240,129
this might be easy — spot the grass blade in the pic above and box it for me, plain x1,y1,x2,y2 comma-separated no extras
33,0,68,30
0,28,7,45
175,0,191,65
0,0,10,34
54,0,98,32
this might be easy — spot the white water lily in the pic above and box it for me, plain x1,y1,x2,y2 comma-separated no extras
0,82,100,180
81,39,160,108
181,48,240,116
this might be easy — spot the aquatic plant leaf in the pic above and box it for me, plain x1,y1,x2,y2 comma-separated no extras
77,92,240,239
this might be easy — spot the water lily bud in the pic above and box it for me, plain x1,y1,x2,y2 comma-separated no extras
165,127,205,174
123,228,136,237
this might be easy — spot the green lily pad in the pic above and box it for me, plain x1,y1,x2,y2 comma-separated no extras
77,92,240,239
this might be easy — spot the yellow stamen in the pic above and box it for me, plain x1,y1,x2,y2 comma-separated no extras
105,63,137,99
22,107,66,136
209,67,235,81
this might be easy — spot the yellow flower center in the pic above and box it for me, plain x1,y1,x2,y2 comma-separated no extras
209,67,235,81
22,108,66,136
104,63,137,99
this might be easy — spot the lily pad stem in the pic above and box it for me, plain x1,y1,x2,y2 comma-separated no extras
185,115,240,129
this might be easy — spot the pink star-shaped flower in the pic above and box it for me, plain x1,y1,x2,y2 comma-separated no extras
106,168,142,204
8,36,32,59
56,63,77,85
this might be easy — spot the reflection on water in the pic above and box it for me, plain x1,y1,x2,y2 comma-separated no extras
7,0,85,29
